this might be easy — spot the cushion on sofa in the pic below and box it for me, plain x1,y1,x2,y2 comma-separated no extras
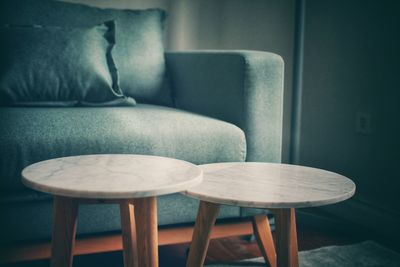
0,104,246,195
0,21,135,106
0,0,171,106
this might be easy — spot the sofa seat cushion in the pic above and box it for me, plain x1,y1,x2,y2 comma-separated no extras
0,104,246,195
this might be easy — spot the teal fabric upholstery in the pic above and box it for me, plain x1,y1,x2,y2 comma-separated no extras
0,21,135,106
0,104,246,195
0,49,284,245
0,104,245,244
166,51,284,163
0,0,171,105
166,51,284,218
0,194,240,244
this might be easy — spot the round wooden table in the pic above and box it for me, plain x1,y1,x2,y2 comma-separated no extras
22,154,203,267
183,162,355,267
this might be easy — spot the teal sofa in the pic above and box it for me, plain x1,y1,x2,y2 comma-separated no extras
0,0,283,250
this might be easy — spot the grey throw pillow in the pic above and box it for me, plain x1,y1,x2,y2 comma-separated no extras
0,21,135,106
0,0,171,106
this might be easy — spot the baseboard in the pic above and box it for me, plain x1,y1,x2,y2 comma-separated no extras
0,219,254,264
298,198,400,242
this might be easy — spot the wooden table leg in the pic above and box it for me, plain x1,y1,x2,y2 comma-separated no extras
186,201,220,267
134,197,158,267
273,208,299,267
120,200,138,267
252,215,277,267
50,196,78,267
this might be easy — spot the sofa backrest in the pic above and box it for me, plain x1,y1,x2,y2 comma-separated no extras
0,0,172,106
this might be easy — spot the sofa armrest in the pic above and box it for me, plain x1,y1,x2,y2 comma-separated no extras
165,50,284,162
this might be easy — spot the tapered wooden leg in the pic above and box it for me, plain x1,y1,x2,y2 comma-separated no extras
134,197,158,267
273,208,299,267
186,201,220,267
252,215,277,267
50,196,78,267
120,200,138,267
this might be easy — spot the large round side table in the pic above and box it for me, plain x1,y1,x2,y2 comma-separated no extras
183,162,355,267
22,154,203,267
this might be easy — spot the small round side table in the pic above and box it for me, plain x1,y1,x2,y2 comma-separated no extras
22,154,203,267
183,162,355,267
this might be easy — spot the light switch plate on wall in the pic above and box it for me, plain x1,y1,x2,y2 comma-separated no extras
356,112,372,135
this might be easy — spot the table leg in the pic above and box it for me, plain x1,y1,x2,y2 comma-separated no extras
120,200,138,267
134,197,158,267
50,196,78,267
186,201,220,267
273,208,299,267
252,215,277,267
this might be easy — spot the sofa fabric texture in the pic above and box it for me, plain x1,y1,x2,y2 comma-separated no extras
0,193,241,244
166,51,284,163
0,104,246,195
0,21,136,106
0,0,171,106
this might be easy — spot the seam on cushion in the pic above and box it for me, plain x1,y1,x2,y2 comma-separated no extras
243,54,251,162
240,130,247,162
103,20,123,97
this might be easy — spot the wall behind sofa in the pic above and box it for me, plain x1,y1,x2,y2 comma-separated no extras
296,0,400,240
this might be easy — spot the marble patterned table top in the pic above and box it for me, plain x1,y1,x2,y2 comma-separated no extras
183,162,355,208
22,154,203,199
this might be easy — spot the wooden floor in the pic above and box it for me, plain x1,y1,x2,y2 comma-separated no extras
1,222,369,267
159,223,367,266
